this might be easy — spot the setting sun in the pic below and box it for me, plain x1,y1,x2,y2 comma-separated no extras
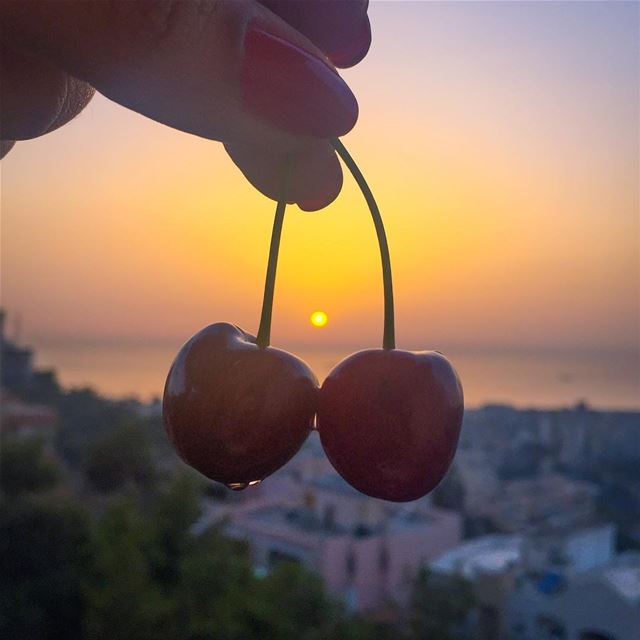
310,311,328,328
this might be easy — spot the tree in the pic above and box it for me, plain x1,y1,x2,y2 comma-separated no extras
55,388,132,466
0,429,395,640
84,420,155,493
406,567,475,640
149,471,202,587
248,561,347,640
172,528,257,640
83,499,168,640
0,436,59,497
0,497,91,640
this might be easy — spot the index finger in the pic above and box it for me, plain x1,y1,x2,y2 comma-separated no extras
259,0,371,68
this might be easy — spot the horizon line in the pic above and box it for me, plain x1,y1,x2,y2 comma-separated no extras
21,333,640,356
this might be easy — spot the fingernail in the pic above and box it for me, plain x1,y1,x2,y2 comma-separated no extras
242,26,358,138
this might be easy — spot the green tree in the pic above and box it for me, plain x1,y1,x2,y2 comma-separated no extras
173,529,256,640
248,561,349,640
55,388,132,466
149,471,202,587
84,420,155,493
83,499,168,640
0,436,59,497
406,567,475,640
0,497,91,640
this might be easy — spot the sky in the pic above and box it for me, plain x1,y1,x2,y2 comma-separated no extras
2,1,639,354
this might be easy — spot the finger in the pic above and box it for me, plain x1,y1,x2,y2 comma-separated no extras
225,139,342,211
0,0,358,145
0,45,95,141
259,0,371,68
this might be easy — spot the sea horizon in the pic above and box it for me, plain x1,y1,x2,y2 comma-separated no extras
28,337,640,412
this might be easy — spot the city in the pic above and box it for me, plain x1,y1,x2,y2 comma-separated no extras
2,309,638,640
2,2,638,639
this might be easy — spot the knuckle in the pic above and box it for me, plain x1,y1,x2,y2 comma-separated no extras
105,0,228,48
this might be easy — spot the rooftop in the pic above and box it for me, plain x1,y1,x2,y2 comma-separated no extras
598,552,640,604
431,534,523,578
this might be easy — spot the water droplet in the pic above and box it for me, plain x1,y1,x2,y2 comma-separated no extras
226,479,262,492
226,482,248,491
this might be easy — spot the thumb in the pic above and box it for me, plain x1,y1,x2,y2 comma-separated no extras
0,0,358,148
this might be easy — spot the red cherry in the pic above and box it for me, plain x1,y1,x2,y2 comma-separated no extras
163,322,318,489
317,349,464,502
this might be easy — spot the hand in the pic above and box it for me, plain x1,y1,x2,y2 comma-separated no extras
0,0,371,210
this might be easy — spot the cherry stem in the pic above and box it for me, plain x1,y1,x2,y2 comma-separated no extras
331,138,396,350
256,158,292,348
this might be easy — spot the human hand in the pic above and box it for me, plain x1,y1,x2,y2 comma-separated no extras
0,0,370,210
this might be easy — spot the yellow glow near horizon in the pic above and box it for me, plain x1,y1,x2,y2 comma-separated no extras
310,311,328,328
1,3,637,353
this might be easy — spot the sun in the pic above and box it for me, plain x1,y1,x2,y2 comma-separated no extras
310,311,328,328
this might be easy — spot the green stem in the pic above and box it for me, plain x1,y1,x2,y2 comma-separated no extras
331,138,396,350
256,159,292,348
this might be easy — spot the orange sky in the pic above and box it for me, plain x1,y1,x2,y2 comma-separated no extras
2,2,638,353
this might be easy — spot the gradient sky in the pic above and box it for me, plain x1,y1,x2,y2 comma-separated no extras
2,1,638,353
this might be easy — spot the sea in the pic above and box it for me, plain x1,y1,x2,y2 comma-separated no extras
33,340,640,411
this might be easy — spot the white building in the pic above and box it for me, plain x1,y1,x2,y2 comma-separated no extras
431,525,629,640
507,552,640,640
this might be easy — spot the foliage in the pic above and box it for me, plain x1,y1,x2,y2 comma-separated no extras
0,497,91,640
405,567,475,640
54,388,132,465
84,420,155,493
83,498,168,640
2,393,476,640
148,471,203,588
0,436,59,496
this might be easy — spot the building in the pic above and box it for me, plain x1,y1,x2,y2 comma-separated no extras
451,450,500,517
431,534,524,639
521,524,615,575
0,308,34,390
195,437,462,614
507,552,640,640
488,473,600,533
0,389,58,452
431,524,623,640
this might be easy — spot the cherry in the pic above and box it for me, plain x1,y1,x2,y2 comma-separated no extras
318,348,463,502
163,322,317,489
163,161,318,489
163,140,465,502
314,140,464,502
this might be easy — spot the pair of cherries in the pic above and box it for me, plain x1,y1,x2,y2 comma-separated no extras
162,141,464,502
163,323,463,502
